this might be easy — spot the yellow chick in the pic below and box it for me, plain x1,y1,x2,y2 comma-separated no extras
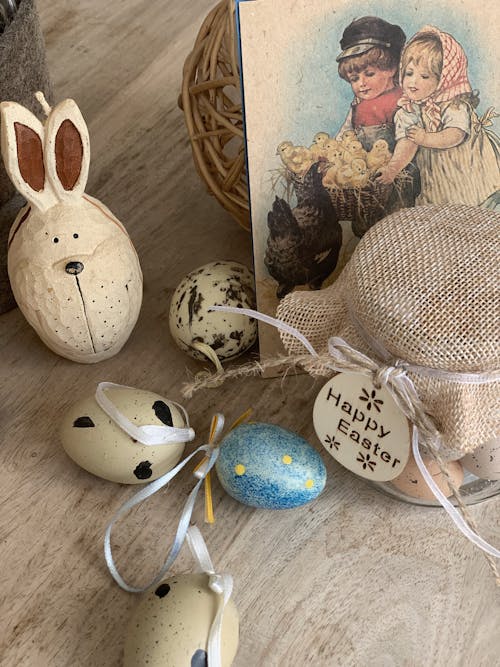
276,141,295,168
322,166,339,189
325,140,344,165
342,140,367,164
350,158,369,188
340,130,357,145
335,163,354,188
288,146,314,175
366,139,392,172
309,132,331,159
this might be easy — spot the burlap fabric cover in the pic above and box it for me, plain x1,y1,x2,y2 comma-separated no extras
0,0,53,313
277,204,499,456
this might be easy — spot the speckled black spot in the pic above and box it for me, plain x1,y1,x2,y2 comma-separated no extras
134,461,153,479
229,330,244,342
155,583,171,598
178,290,186,306
188,285,204,326
211,333,226,350
191,650,207,667
153,401,173,426
73,416,95,428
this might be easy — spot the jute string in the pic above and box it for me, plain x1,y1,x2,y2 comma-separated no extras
182,307,500,583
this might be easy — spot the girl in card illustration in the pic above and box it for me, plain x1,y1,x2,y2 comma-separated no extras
377,26,500,206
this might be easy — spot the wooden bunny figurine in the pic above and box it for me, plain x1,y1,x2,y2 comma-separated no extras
1,92,143,363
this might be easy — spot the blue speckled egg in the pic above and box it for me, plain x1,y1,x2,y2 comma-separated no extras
215,423,326,509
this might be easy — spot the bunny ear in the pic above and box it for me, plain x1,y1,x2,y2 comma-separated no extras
0,101,58,212
44,99,90,201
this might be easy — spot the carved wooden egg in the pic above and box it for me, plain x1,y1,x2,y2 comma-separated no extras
1,96,142,363
123,573,239,667
216,423,327,509
60,386,188,484
169,261,257,363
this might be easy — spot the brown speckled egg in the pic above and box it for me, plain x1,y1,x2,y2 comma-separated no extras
123,573,239,667
168,261,257,362
60,386,187,484
390,454,464,500
462,437,500,480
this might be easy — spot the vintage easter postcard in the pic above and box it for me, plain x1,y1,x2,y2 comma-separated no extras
236,0,500,362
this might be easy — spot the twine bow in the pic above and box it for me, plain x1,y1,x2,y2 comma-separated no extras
325,337,440,448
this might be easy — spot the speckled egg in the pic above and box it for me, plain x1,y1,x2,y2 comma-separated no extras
168,261,257,362
123,573,239,667
216,423,327,509
462,437,500,480
60,386,188,484
390,453,464,501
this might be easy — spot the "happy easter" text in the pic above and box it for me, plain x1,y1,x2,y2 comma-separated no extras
326,387,401,468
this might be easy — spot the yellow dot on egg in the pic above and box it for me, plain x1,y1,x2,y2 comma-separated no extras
234,463,246,476
282,455,292,465
305,479,314,489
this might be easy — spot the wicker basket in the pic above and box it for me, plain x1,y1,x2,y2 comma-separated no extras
180,0,250,230
290,164,393,235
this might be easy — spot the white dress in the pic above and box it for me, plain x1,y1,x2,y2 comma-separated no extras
394,101,500,206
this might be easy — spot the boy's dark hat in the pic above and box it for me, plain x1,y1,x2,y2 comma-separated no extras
337,17,406,61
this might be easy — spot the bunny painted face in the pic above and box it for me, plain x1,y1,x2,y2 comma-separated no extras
1,96,143,363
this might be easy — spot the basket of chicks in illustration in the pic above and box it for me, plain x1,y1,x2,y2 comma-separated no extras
277,130,405,237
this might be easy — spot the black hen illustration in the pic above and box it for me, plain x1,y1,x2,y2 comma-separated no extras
265,164,342,298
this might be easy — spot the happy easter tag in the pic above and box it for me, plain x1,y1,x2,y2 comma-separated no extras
313,374,411,481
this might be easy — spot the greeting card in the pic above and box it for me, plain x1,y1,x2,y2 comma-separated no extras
236,0,500,362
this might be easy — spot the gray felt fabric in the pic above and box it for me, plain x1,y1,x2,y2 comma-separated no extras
0,0,53,312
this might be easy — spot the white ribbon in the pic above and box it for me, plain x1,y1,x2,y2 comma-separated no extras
209,306,500,561
95,381,195,445
186,526,234,667
104,414,225,593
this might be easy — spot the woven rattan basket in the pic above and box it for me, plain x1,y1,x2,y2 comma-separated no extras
180,0,250,230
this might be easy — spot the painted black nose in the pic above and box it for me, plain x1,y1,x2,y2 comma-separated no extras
65,261,84,275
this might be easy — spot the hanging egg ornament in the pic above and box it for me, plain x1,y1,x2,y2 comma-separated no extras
60,384,192,484
1,93,142,363
216,422,327,509
123,573,239,667
169,261,257,369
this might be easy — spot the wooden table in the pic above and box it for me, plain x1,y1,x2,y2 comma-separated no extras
1,2,499,665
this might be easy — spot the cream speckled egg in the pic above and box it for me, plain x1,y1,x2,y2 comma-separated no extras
462,437,500,480
390,454,464,501
60,386,187,484
169,261,257,362
123,573,239,667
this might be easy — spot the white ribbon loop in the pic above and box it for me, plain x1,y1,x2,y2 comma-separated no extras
186,526,234,667
95,381,195,445
104,441,221,593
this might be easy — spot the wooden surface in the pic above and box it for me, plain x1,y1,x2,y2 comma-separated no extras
1,2,499,665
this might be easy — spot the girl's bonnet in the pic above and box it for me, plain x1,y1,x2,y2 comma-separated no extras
399,25,473,131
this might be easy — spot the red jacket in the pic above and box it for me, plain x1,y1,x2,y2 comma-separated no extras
352,86,402,127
